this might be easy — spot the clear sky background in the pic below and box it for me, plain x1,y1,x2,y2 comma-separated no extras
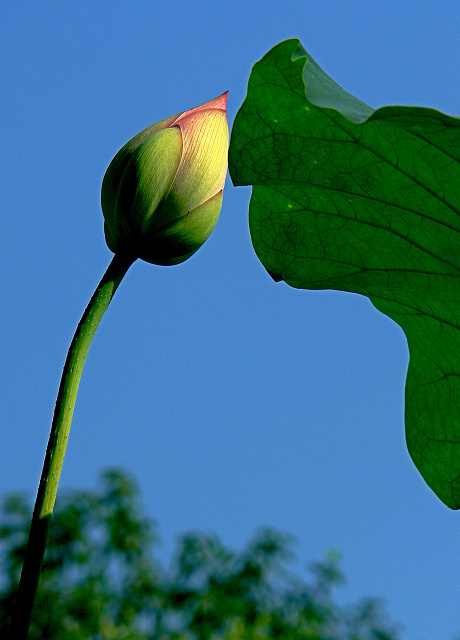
2,2,460,639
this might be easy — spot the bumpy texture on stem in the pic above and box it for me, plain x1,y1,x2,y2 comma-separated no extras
10,252,136,639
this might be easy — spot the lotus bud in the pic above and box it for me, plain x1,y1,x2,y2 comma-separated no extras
101,92,229,266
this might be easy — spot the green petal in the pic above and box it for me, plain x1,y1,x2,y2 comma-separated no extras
101,114,179,227
124,127,182,229
104,127,182,253
138,191,223,265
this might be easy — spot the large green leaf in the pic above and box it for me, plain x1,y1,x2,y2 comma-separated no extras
229,38,460,509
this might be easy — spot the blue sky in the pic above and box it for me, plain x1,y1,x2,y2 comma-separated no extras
2,2,460,638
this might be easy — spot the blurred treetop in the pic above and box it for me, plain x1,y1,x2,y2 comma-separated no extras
1,469,400,639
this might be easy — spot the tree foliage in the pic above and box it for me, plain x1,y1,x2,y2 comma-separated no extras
1,469,400,639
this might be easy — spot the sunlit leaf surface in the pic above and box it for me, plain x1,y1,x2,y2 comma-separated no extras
229,39,460,508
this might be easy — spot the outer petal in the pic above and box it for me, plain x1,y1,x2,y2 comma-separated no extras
101,113,181,221
104,127,182,254
138,190,224,265
170,108,229,212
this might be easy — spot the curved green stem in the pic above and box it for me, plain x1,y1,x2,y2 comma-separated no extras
10,251,137,639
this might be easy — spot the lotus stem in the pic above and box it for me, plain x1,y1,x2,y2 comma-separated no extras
9,251,137,639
